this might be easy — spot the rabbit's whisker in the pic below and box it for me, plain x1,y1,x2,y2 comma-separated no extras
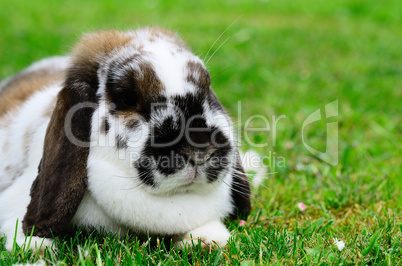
203,17,240,63
206,37,230,65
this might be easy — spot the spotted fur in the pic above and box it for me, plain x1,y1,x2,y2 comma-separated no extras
0,27,251,252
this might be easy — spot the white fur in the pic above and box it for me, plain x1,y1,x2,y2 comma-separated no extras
0,29,242,252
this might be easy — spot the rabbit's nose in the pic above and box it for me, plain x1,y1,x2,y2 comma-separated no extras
187,149,216,166
188,130,210,147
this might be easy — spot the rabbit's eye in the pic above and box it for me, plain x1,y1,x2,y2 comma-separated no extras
120,90,138,108
108,88,139,111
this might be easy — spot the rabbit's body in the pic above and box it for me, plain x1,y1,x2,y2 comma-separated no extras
0,28,251,251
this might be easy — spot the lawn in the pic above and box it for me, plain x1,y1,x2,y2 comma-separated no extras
1,0,401,264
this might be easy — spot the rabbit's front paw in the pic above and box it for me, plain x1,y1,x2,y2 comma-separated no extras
6,234,53,254
177,220,231,250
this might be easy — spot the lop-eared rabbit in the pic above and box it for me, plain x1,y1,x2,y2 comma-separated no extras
0,27,251,252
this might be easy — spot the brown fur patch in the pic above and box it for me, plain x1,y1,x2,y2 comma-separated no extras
105,59,164,117
0,70,63,116
138,61,164,95
71,30,133,67
186,61,211,90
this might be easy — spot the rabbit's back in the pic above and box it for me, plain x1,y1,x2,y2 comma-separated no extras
0,57,69,116
0,57,68,193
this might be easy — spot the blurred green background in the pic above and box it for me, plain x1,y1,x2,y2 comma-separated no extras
0,0,401,263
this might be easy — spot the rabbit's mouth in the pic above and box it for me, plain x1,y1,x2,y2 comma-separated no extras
181,181,195,188
186,167,197,179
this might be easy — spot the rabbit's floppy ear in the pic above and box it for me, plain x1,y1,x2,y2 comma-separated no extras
208,89,252,219
22,31,132,238
229,150,252,220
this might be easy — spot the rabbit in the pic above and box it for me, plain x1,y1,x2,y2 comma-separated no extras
0,27,251,252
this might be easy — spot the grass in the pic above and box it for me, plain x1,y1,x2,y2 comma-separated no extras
1,0,401,264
